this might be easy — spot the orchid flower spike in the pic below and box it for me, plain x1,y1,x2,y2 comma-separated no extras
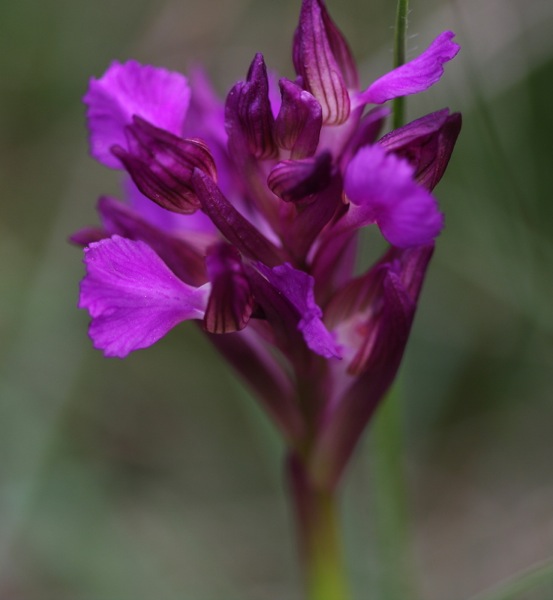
75,0,461,487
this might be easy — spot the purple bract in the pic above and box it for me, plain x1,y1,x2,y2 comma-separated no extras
74,0,461,487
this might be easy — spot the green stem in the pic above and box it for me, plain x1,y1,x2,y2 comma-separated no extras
392,0,410,129
373,384,413,600
371,2,413,590
287,455,350,600
374,1,413,585
305,489,349,600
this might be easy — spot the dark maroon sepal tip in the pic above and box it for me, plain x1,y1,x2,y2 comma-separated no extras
267,152,333,203
293,0,354,125
379,109,462,191
111,116,217,214
225,53,278,160
275,78,322,159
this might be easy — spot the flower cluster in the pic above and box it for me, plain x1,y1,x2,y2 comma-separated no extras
74,0,460,487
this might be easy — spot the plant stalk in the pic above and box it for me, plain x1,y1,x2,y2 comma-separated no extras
287,454,350,600
392,0,410,128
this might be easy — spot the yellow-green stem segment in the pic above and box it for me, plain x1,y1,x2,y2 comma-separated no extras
305,489,349,600
287,453,350,600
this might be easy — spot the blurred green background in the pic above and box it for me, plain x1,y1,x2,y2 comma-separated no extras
1,0,552,598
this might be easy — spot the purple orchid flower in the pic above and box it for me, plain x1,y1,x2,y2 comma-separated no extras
75,0,460,488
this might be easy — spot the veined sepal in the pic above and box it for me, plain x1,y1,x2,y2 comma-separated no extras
293,0,357,125
379,109,462,190
225,53,278,160
267,152,333,203
204,243,254,334
112,116,217,214
310,245,434,488
275,79,322,159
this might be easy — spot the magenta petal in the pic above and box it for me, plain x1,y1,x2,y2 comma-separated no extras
84,60,190,168
377,188,444,248
256,262,341,359
79,236,209,357
343,144,444,247
358,31,460,105
97,196,208,286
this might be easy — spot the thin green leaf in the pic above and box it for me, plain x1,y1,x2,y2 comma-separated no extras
468,558,553,600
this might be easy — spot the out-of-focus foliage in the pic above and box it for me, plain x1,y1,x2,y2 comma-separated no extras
0,0,552,598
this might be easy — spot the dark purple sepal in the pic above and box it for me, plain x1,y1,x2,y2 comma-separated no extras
311,245,434,487
293,0,353,125
311,229,358,304
267,152,333,203
97,196,207,286
204,243,254,333
225,53,278,160
317,0,358,89
207,329,304,443
191,169,285,267
274,79,322,158
112,116,217,214
282,171,343,260
379,109,462,190
326,244,433,372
